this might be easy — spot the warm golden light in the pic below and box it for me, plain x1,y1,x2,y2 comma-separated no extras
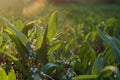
0,0,46,16
0,0,23,12
23,0,47,16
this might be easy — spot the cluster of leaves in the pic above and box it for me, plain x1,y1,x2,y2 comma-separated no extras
0,10,120,80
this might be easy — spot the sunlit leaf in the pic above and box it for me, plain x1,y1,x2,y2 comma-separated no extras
3,18,29,47
0,67,7,80
6,33,29,57
47,11,58,42
16,20,25,32
36,25,48,65
0,42,7,51
8,69,16,80
22,21,35,36
48,40,61,55
75,75,98,80
0,36,2,45
36,26,43,50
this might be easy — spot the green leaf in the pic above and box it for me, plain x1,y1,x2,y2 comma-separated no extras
88,43,97,62
104,46,115,65
48,40,61,55
90,31,98,42
98,29,120,63
41,63,60,75
74,75,98,80
36,26,43,50
22,21,35,36
0,42,7,51
36,25,48,65
0,36,2,45
79,42,96,73
71,55,81,71
0,67,7,80
65,38,76,54
47,11,58,42
15,20,25,32
0,36,6,51
91,57,104,75
7,33,29,57
8,69,16,80
48,40,61,62
3,18,29,47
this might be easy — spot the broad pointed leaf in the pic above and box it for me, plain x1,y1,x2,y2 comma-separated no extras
91,57,104,75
